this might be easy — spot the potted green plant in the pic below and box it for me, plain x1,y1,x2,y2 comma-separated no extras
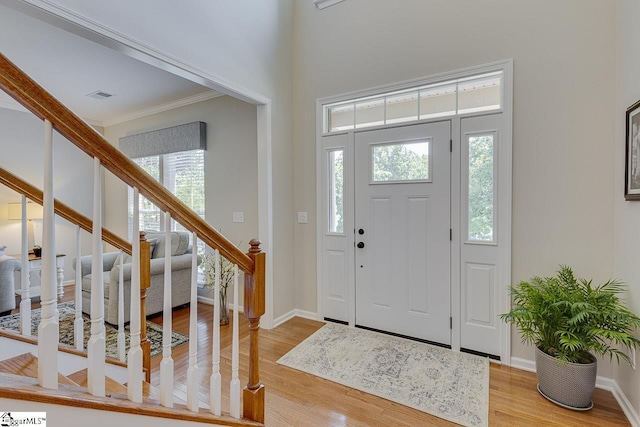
501,265,640,410
202,252,235,325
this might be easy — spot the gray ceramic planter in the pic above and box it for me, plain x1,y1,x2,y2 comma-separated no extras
535,346,597,410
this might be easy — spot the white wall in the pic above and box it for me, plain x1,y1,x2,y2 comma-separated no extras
0,108,94,282
615,0,640,416
292,0,617,373
42,0,296,320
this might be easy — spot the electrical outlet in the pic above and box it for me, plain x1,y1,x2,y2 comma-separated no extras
297,212,308,224
233,212,244,223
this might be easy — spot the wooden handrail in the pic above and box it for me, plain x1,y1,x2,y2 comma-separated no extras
0,168,132,255
0,53,254,275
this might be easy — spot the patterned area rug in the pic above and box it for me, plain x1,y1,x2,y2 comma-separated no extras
277,323,489,427
0,301,188,359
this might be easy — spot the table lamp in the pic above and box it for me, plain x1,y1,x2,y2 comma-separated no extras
8,201,44,253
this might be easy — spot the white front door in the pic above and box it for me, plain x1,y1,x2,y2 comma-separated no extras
354,121,451,345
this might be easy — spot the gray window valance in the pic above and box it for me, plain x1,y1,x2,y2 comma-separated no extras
119,121,206,158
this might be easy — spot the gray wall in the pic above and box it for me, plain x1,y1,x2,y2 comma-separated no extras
102,96,258,301
0,107,95,282
292,0,617,376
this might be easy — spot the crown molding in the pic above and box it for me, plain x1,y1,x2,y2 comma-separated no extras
102,90,224,127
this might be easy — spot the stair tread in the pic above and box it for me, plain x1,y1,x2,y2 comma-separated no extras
68,368,128,395
0,353,79,387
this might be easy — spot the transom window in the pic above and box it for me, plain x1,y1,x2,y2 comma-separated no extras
324,71,502,133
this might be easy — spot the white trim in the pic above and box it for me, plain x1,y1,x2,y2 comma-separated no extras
612,380,640,427
273,309,320,328
102,90,224,127
316,60,513,361
499,60,513,366
10,0,275,330
510,356,536,373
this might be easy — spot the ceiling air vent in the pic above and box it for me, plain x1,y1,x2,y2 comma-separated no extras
86,90,114,100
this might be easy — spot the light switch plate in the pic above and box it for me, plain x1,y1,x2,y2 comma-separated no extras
298,212,308,224
233,212,244,223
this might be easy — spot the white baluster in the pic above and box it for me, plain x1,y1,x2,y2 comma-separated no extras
38,119,58,389
160,213,174,408
19,196,31,337
186,232,200,412
230,264,240,419
127,187,143,403
210,249,221,415
87,157,105,397
74,225,83,351
117,250,125,362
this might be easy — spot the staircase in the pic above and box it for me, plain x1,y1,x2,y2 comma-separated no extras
0,52,266,425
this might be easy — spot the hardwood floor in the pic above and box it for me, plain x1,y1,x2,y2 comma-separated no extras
147,303,631,427
16,287,631,426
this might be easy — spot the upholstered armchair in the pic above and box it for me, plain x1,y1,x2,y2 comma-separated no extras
74,231,199,324
0,255,21,316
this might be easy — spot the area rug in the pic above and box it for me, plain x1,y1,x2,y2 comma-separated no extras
277,323,489,427
0,301,188,359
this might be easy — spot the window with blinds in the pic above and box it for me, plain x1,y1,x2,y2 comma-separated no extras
127,149,205,238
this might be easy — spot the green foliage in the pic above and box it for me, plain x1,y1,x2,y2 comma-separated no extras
372,143,428,182
500,265,640,365
468,135,493,241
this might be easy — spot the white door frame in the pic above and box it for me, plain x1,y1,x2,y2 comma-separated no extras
316,60,513,362
14,0,276,329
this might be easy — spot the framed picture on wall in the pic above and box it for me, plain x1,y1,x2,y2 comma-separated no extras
625,99,640,200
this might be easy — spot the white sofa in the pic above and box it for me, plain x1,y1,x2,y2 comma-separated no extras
74,231,199,325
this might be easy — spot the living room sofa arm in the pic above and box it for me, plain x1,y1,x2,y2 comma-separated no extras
74,252,119,278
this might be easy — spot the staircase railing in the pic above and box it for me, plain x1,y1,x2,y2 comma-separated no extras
0,52,266,424
0,168,160,378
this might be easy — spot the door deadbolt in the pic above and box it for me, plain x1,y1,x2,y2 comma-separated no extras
358,228,365,235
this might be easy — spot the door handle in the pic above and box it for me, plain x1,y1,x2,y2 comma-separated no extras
357,242,365,249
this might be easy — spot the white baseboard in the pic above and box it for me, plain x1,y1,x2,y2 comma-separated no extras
510,356,639,426
273,309,319,328
612,379,640,427
196,296,244,314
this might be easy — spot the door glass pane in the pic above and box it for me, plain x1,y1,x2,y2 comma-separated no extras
386,90,418,124
420,83,457,119
372,140,430,182
328,149,344,233
356,97,384,129
468,134,494,241
328,103,355,132
458,75,501,114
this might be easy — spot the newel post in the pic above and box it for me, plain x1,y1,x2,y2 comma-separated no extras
243,239,266,423
139,232,152,383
